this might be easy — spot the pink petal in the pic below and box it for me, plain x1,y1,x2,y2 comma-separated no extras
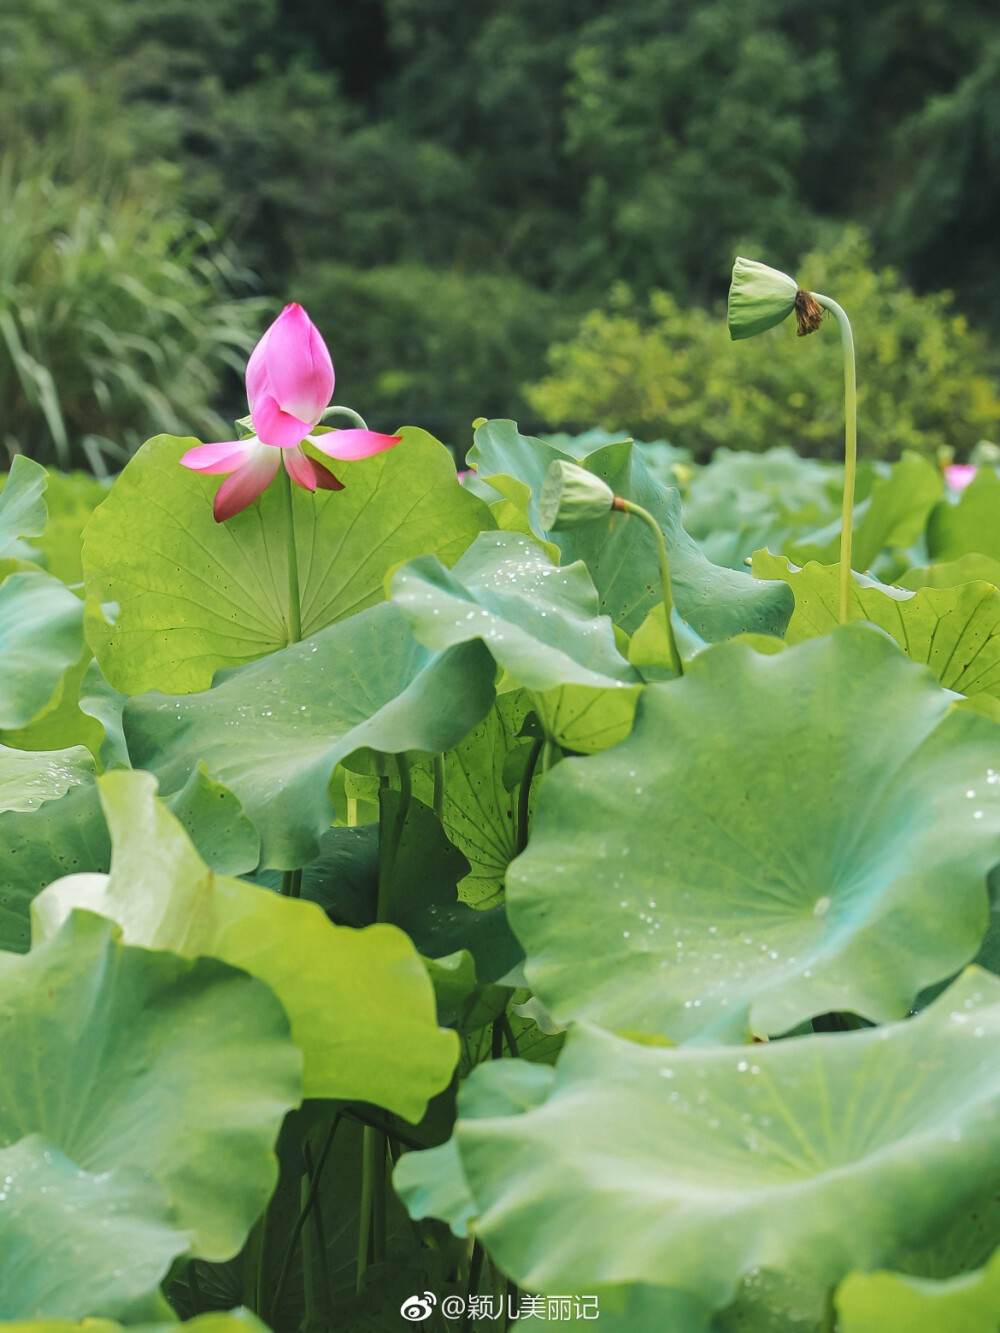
945,463,977,491
283,446,317,492
252,393,314,449
181,440,251,475
308,429,401,461
251,303,334,424
311,457,345,491
212,449,281,523
245,325,273,412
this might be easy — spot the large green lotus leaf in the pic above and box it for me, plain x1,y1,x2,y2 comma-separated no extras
469,420,792,638
177,1110,457,1333
290,785,520,984
0,743,94,813
410,692,531,907
0,571,84,729
529,683,640,754
124,600,496,869
78,656,130,769
0,456,47,562
0,1134,183,1322
507,625,1000,1041
33,772,456,1119
252,822,380,926
0,1314,270,1333
838,1246,1000,1332
0,911,301,1261
391,530,638,691
0,783,110,953
394,1135,478,1240
901,553,1000,590
82,430,494,694
34,469,108,586
753,552,1000,700
1,648,106,759
163,762,260,876
452,972,1000,1308
377,790,522,984
928,468,1000,564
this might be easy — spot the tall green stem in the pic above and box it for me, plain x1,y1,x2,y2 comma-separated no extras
820,1286,837,1332
377,754,411,923
280,867,302,899
613,498,682,674
433,752,446,820
461,1242,486,1333
356,1125,387,1292
279,464,302,647
357,754,411,1293
813,293,857,626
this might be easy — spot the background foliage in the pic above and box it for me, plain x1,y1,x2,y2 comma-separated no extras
528,232,1000,460
2,0,1000,459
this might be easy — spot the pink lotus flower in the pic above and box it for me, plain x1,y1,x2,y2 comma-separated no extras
944,463,977,492
182,303,400,521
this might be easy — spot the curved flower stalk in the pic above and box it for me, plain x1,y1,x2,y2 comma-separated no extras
728,257,856,625
540,459,682,675
182,303,400,522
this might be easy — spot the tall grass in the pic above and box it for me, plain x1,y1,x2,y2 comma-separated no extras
0,154,264,473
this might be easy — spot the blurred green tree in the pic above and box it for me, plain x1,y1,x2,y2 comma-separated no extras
526,231,1000,462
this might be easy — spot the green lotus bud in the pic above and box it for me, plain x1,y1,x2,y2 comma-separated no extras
539,460,615,531
727,257,824,340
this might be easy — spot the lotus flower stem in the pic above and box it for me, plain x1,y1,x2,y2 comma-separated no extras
280,868,302,898
516,736,545,857
303,1136,336,1311
279,465,302,646
321,404,370,431
612,497,683,675
812,294,857,625
356,1125,375,1291
268,1114,341,1321
433,752,447,821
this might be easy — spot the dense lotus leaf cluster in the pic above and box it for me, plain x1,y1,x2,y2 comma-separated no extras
3,416,1000,1331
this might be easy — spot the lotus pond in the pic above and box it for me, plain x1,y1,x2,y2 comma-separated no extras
3,287,1000,1333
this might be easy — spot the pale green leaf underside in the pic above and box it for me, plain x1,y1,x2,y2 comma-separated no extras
0,743,94,814
0,456,47,561
0,911,301,1261
452,973,1000,1310
33,772,457,1118
0,571,84,730
0,784,110,954
0,1134,184,1323
124,600,496,869
392,530,637,692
